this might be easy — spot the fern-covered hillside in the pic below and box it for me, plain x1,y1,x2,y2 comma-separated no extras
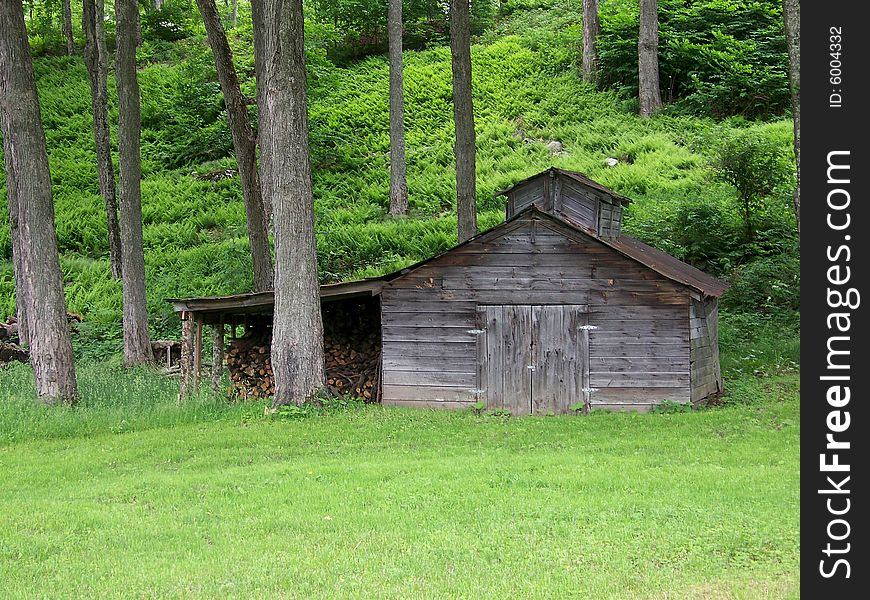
0,0,797,351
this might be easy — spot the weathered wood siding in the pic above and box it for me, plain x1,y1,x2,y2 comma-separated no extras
380,214,691,412
557,177,600,232
505,178,549,217
597,202,623,239
689,296,723,402
505,173,622,239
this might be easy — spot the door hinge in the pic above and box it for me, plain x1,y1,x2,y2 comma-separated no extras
578,325,598,330
582,387,598,393
467,329,486,335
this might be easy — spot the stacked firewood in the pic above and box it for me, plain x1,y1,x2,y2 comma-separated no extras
226,329,274,399
225,299,381,402
1,317,28,367
324,328,380,401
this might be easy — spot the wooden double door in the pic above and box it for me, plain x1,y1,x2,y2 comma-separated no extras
478,305,590,415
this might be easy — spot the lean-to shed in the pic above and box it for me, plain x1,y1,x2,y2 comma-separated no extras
169,168,728,414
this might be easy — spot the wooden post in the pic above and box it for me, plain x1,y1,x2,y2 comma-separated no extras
180,312,195,397
211,322,225,395
193,315,203,391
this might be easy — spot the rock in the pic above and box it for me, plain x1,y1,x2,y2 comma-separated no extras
606,157,619,167
546,140,564,154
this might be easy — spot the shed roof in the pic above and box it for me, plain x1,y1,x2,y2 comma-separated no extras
496,167,633,206
167,278,385,315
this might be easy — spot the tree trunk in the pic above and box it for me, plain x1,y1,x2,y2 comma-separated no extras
0,0,78,403
83,0,123,280
249,0,272,221
116,0,153,366
63,0,74,55
783,0,800,234
196,0,273,291
387,0,409,216
256,0,325,406
231,0,238,28
154,0,164,9
582,0,599,83
1,112,32,347
638,0,662,117
449,0,477,243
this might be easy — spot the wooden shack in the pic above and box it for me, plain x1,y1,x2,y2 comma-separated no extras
169,168,728,413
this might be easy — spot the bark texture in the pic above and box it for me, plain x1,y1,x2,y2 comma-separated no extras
783,0,800,233
196,0,273,291
2,111,32,347
116,0,154,366
83,0,123,279
0,0,78,402
638,0,662,117
257,0,325,406
63,0,74,55
249,0,271,220
581,0,599,83
449,0,477,242
387,0,409,216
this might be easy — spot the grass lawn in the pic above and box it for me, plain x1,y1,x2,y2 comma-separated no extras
0,366,799,599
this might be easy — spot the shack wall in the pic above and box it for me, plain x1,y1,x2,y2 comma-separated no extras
689,296,724,402
380,214,692,412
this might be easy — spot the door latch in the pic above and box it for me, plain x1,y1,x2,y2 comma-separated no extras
527,364,536,371
578,325,598,330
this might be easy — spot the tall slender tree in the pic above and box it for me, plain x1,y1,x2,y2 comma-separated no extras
581,0,599,83
83,0,123,279
255,0,325,406
449,0,477,242
783,0,800,233
249,0,271,220
63,0,75,55
116,0,153,366
1,0,78,402
3,152,32,346
196,0,273,291
387,0,409,216
229,0,238,29
638,0,662,117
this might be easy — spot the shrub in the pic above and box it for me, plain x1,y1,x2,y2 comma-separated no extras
712,130,790,244
721,253,800,315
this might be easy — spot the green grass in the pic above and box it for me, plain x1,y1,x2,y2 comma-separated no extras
0,371,798,599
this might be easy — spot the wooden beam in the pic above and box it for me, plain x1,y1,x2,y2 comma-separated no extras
193,315,203,391
179,312,195,398
211,322,225,395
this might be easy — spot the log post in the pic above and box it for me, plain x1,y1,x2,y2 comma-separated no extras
179,312,195,397
193,315,203,391
211,321,225,395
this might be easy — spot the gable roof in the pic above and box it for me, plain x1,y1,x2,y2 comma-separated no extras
385,206,728,297
528,208,729,297
496,167,632,206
